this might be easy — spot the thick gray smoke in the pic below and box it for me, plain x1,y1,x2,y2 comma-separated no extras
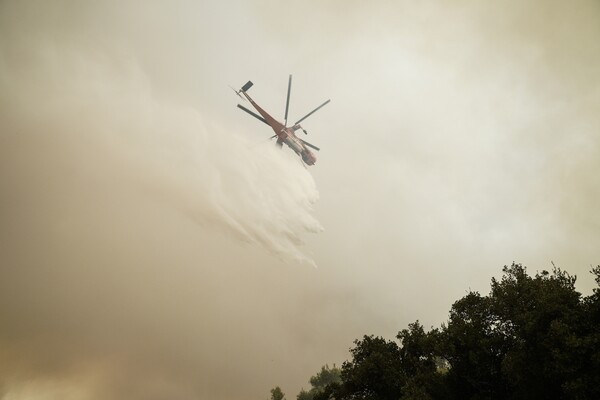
0,41,322,264
0,3,325,399
1,1,599,399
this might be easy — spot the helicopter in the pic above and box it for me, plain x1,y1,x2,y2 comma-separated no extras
233,75,330,166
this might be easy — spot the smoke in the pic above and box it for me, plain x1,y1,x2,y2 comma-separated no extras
0,31,322,263
1,1,599,399
0,3,325,399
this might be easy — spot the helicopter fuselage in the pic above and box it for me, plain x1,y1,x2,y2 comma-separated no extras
240,90,317,165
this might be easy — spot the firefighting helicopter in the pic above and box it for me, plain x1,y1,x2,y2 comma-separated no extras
233,75,330,166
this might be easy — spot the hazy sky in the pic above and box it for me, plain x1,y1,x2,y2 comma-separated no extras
1,1,599,399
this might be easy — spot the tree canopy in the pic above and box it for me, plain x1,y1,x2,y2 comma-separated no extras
297,365,341,400
275,264,600,400
270,386,286,400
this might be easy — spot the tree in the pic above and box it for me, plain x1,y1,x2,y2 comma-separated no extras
271,386,286,400
439,263,598,399
441,291,509,399
297,389,312,400
489,264,583,398
296,263,600,400
338,335,406,400
397,322,446,399
553,265,600,398
297,364,341,400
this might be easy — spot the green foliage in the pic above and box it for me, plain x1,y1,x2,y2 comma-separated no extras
297,389,312,400
270,386,285,400
341,335,406,400
397,322,446,399
297,365,341,400
442,291,509,398
299,263,600,400
487,264,582,398
310,364,341,390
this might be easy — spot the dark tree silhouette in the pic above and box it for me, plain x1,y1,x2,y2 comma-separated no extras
289,263,600,400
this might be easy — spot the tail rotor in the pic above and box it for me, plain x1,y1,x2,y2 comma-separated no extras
229,85,245,100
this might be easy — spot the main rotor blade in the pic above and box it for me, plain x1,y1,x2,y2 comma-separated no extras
300,139,320,151
284,75,292,126
294,99,331,125
237,104,269,125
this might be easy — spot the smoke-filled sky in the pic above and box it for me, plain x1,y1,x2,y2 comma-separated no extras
1,1,599,399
